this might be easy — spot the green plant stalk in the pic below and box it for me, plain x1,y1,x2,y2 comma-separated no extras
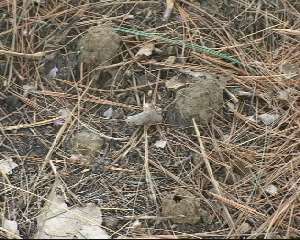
113,26,241,65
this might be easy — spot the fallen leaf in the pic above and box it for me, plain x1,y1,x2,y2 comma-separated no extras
165,76,185,90
103,107,113,119
131,220,142,230
126,103,162,126
3,218,20,238
265,184,278,196
47,66,59,79
136,43,155,57
35,189,109,239
154,140,167,149
258,113,280,126
0,157,18,175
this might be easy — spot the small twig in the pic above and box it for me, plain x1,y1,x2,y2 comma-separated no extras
78,120,128,141
0,116,62,131
209,192,266,220
0,49,48,59
192,118,235,230
144,126,157,202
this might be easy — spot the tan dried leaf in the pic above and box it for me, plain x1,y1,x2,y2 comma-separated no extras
136,43,155,57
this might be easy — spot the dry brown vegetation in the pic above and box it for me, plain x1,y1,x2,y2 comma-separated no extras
0,0,299,238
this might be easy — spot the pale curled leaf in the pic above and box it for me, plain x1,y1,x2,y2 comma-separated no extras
103,107,113,119
154,140,167,149
47,66,59,79
35,191,109,239
136,43,155,57
3,219,20,238
265,184,278,196
126,104,162,126
0,157,18,175
258,113,280,126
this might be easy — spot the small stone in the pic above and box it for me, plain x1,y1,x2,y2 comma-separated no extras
161,188,205,224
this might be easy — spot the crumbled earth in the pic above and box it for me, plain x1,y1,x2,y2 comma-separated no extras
78,24,121,65
161,188,209,224
78,23,121,89
174,73,228,125
71,130,104,165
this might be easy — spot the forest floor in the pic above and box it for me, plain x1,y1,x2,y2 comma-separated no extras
0,0,299,238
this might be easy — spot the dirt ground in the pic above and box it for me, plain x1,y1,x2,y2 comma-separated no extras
0,0,299,239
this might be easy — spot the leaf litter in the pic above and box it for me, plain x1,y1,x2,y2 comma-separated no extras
35,182,109,239
0,156,18,175
0,1,299,239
